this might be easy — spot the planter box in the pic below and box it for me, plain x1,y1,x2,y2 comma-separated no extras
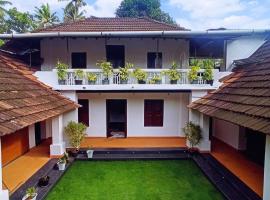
58,80,66,85
170,80,178,84
88,80,96,85
191,80,199,84
120,80,128,84
75,80,83,85
138,80,146,84
206,80,214,86
102,79,110,85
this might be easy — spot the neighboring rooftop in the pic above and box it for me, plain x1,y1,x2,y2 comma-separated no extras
35,17,188,33
189,39,270,134
0,53,78,136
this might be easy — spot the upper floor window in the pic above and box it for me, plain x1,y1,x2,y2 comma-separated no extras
144,99,164,127
106,45,125,68
147,52,162,69
72,52,87,69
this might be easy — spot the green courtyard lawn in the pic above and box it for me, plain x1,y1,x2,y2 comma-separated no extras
45,160,224,200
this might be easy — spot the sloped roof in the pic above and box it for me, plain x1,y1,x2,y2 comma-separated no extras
189,39,270,134
0,53,78,136
36,17,187,33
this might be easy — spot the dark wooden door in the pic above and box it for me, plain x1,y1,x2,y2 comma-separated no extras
106,45,125,68
35,122,42,145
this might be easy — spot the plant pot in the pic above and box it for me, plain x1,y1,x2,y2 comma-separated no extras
170,80,178,84
69,149,79,157
22,193,37,200
57,162,66,171
120,80,128,84
206,80,214,86
75,80,83,85
102,79,110,85
138,80,146,84
154,80,162,84
86,150,94,158
88,80,96,85
38,176,50,187
58,80,66,85
191,80,199,84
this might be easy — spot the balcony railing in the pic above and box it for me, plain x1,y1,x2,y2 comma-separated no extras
59,69,215,85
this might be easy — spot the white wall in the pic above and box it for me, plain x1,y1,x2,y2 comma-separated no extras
213,118,246,150
28,124,36,149
263,135,270,200
40,38,189,70
72,92,189,138
226,35,266,69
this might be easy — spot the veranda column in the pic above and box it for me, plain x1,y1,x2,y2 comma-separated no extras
0,137,9,200
50,115,65,156
45,119,52,139
28,124,36,148
263,135,270,200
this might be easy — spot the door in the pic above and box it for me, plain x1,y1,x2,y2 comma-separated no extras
106,100,127,138
2,127,29,166
106,45,125,68
35,122,42,145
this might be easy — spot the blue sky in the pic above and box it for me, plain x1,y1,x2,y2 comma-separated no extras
8,0,270,30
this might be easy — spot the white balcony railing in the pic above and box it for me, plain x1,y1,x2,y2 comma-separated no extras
61,69,212,85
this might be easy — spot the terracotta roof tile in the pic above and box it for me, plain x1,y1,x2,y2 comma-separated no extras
189,40,270,134
0,53,78,136
35,17,187,33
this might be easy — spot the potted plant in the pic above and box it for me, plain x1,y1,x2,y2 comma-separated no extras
57,157,66,171
22,187,37,200
64,121,87,157
133,68,147,84
86,72,97,85
38,175,50,187
164,62,181,84
119,63,133,84
63,151,69,163
188,66,200,84
86,146,94,159
183,122,202,153
202,59,214,85
56,60,68,85
149,74,162,84
74,69,84,85
97,61,113,85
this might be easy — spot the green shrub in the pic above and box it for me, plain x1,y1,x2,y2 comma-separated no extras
188,66,200,81
75,69,84,80
86,72,97,82
133,68,147,81
97,61,113,79
119,63,133,81
56,60,68,80
183,122,202,149
64,121,87,150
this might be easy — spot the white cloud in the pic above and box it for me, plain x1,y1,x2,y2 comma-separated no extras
84,0,122,17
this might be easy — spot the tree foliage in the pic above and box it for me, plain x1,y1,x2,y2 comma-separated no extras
34,3,59,29
116,0,176,25
59,0,86,22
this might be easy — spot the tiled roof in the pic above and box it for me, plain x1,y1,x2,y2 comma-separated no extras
189,39,270,134
0,53,78,136
36,17,187,33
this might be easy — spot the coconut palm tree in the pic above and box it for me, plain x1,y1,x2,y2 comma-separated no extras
34,3,59,28
0,0,12,14
59,0,86,11
63,3,85,22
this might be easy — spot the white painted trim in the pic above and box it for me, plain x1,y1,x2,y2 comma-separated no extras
28,124,36,149
0,137,9,200
263,135,270,200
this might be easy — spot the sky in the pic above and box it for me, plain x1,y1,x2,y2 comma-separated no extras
7,0,270,30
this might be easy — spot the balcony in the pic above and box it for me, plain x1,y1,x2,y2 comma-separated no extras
35,68,230,91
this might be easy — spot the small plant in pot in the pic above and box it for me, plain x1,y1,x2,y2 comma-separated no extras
56,60,68,85
149,74,162,84
119,63,133,84
57,157,66,171
87,72,97,85
22,187,37,200
133,68,147,84
38,175,50,187
188,66,200,84
64,121,87,157
183,122,202,154
164,62,181,84
202,59,214,85
97,61,113,85
74,69,84,85
86,146,94,159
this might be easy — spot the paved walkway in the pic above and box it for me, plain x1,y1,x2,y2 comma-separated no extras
81,137,187,148
211,138,264,197
3,139,51,194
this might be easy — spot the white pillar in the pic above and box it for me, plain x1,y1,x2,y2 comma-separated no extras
0,137,9,200
263,135,270,200
50,115,65,156
188,90,211,152
28,124,36,149
45,119,52,139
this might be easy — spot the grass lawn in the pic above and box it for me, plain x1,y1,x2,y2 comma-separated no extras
45,160,224,200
